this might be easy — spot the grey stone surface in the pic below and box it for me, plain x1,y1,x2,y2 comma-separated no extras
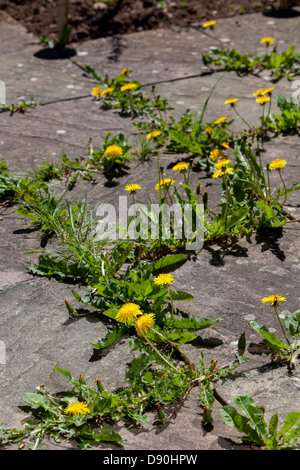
0,98,135,174
219,363,300,425
0,31,88,104
0,8,299,450
0,278,133,429
153,71,296,121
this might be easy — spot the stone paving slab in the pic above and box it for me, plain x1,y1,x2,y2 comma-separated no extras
0,275,240,450
145,71,297,130
0,9,300,451
1,129,298,291
1,8,300,105
191,9,300,54
0,278,132,429
71,10,300,85
0,22,87,104
0,72,298,174
68,27,215,86
220,363,300,425
0,222,299,449
0,99,135,174
0,153,218,288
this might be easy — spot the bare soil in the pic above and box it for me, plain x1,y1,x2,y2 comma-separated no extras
0,0,288,43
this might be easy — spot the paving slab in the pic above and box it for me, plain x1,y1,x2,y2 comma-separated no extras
0,20,87,104
191,8,300,54
144,71,298,130
0,98,135,174
71,9,300,85
1,129,298,291
0,72,298,174
219,363,300,425
0,9,299,451
1,8,300,105
0,278,133,428
0,224,299,449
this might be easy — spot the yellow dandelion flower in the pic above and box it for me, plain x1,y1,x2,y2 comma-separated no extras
196,182,202,194
135,313,156,338
214,158,231,169
120,82,138,92
220,142,230,149
213,168,224,178
224,98,238,105
226,167,234,174
100,87,114,97
155,178,174,190
260,37,275,46
261,294,286,306
116,303,143,324
253,89,266,97
124,183,141,192
104,144,123,159
212,167,234,178
268,158,287,171
205,126,213,134
209,148,227,162
121,68,128,75
261,87,275,95
172,162,189,171
64,402,90,416
147,130,162,139
256,96,270,104
91,86,101,97
253,87,274,97
202,20,216,28
154,273,174,286
214,116,228,124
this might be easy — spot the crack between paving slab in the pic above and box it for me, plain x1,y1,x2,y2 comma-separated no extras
190,24,229,48
131,70,220,88
39,94,92,107
30,64,263,108
0,127,87,149
258,269,300,284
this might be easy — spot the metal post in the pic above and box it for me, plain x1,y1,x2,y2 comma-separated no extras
57,0,69,44
279,0,289,9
